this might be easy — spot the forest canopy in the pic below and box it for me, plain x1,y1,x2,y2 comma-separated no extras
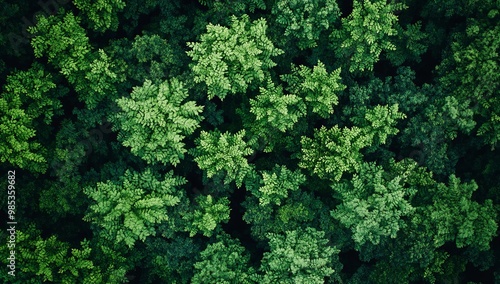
0,0,499,283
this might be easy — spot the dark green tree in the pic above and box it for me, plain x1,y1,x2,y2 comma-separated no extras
243,188,336,242
29,12,125,111
73,0,126,32
331,0,406,73
142,236,202,283
0,225,124,283
271,0,340,50
437,16,500,147
192,233,257,283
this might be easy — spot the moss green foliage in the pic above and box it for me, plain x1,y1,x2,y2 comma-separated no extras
250,165,306,206
299,125,372,181
1,0,499,283
331,161,416,248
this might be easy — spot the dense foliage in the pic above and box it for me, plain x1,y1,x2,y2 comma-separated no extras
1,0,499,283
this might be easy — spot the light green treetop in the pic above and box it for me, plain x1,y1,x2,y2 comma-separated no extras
183,194,231,237
249,80,307,133
331,162,416,249
259,227,341,284
281,61,345,119
250,165,306,206
0,225,119,284
187,14,283,100
190,129,254,187
113,78,203,166
83,169,187,248
299,125,371,181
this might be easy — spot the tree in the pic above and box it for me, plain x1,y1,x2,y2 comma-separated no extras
107,34,183,86
299,125,371,181
237,80,308,154
190,129,254,187
436,16,500,147
192,233,257,283
39,120,94,218
142,236,202,283
3,62,64,125
259,227,341,284
83,168,187,248
242,189,336,242
401,88,476,175
248,164,306,206
385,21,428,66
375,66,427,114
331,161,416,249
29,12,91,81
419,175,497,251
0,225,121,283
330,0,406,73
113,78,204,166
271,0,340,50
187,14,283,100
0,62,68,173
358,104,406,147
249,81,306,133
183,194,231,237
82,49,125,110
281,61,345,119
30,12,125,111
73,0,126,32
339,160,497,283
